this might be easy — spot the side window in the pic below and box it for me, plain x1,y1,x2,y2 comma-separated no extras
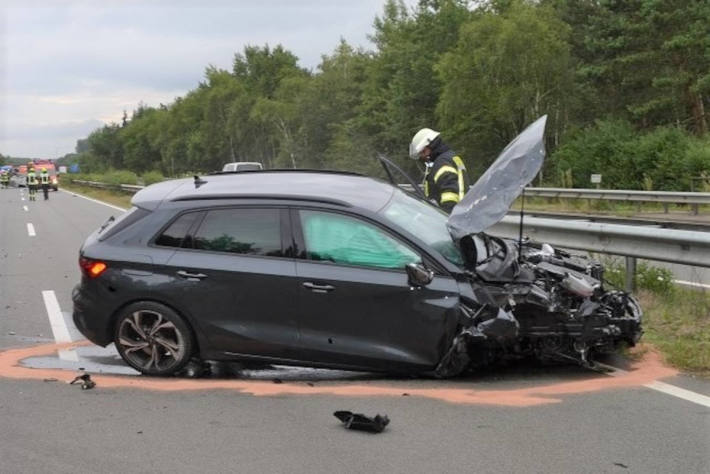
299,210,421,270
193,208,282,257
155,212,199,248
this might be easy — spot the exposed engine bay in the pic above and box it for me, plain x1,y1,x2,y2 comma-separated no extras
436,234,643,377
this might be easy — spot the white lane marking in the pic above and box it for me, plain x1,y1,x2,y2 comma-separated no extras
598,363,710,408
59,188,127,212
645,381,710,408
23,205,28,211
27,223,36,236
674,279,710,290
41,290,78,362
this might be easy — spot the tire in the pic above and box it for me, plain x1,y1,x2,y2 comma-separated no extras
113,301,194,376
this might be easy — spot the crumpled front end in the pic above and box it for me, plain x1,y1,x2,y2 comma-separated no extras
435,239,643,377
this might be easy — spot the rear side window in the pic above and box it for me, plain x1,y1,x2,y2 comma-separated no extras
155,212,200,248
193,208,282,257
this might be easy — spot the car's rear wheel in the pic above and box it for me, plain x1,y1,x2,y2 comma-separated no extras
114,302,194,376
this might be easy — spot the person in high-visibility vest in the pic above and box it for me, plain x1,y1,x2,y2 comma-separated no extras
27,167,38,201
409,128,470,213
39,167,50,200
0,170,9,189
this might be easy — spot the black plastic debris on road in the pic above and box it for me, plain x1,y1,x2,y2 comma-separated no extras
334,411,390,433
69,373,96,390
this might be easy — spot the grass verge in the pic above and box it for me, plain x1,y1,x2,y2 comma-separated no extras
61,182,132,210
638,288,710,377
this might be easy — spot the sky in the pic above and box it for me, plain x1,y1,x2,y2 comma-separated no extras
1,0,416,159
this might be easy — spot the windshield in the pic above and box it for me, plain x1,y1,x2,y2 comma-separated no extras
380,190,465,266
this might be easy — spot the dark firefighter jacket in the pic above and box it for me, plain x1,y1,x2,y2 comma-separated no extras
423,140,470,213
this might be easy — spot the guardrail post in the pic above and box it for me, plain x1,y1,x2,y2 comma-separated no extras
625,256,637,292
662,203,669,213
691,203,699,216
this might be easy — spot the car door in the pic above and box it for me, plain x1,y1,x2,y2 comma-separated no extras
293,208,461,372
157,206,300,360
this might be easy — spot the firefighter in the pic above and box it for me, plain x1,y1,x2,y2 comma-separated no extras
0,170,9,189
409,128,470,213
27,166,38,201
39,167,50,200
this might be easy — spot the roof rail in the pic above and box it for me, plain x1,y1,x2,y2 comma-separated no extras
170,194,352,207
207,168,365,177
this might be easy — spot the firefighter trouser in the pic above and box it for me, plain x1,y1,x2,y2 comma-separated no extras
42,184,49,200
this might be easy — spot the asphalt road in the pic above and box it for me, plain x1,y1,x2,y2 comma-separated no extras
1,186,709,474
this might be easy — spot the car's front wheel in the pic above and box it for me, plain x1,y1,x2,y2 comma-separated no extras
114,302,194,376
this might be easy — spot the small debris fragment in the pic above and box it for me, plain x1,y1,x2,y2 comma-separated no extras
43,378,58,382
306,382,314,387
137,431,143,434
272,378,283,384
70,373,96,390
180,359,208,378
8,331,15,335
613,463,628,469
333,411,389,433
401,393,410,396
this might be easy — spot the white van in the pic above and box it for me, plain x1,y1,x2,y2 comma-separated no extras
222,162,263,172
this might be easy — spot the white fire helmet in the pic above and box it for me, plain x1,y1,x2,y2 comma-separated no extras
409,128,440,159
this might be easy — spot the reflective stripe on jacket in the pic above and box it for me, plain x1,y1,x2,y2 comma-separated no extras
40,172,49,184
423,149,469,213
27,172,38,185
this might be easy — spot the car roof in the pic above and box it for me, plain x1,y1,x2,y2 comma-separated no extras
131,170,397,212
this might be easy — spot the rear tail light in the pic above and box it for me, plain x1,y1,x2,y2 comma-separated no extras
79,257,108,278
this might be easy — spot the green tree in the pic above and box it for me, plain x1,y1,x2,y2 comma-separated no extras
577,0,709,135
359,0,472,173
437,0,573,175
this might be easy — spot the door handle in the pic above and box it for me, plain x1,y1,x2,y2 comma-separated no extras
177,270,208,280
302,282,335,293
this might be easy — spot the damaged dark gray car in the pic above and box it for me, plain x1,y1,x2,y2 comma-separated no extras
73,116,642,376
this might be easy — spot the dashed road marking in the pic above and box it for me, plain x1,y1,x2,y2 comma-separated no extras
41,290,78,362
60,189,127,212
23,205,28,211
598,363,710,408
27,223,36,236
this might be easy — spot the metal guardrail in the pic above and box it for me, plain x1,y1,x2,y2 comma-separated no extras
399,184,710,214
72,179,145,193
525,187,710,214
488,216,710,268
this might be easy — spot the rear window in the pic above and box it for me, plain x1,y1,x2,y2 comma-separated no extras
98,207,150,242
192,208,282,257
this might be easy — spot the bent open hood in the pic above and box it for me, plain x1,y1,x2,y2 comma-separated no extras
447,115,547,240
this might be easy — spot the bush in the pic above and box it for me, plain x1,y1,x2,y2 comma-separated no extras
141,170,165,185
601,257,674,294
550,121,710,191
103,170,138,186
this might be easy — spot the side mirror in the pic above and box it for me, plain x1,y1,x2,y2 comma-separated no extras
406,263,434,288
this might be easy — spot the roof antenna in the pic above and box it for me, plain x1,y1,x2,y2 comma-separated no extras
194,175,207,189
518,187,526,263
